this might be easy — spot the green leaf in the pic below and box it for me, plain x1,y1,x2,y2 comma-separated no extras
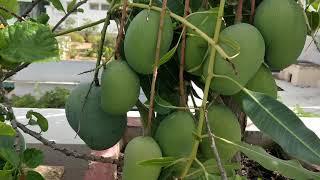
0,0,19,20
138,157,185,167
215,135,320,180
26,111,48,132
0,115,5,122
22,148,44,168
49,0,65,13
0,170,13,180
306,11,320,31
67,0,77,12
0,149,19,168
0,122,15,136
26,170,44,180
0,21,60,63
36,13,50,25
241,90,320,165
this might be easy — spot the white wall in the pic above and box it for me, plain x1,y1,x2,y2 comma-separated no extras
46,0,117,33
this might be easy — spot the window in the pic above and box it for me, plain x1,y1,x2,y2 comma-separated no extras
89,3,99,10
101,4,109,10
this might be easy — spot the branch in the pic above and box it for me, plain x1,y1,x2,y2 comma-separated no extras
204,111,228,179
22,0,44,17
93,0,117,86
178,0,190,107
54,18,106,37
2,63,30,81
249,0,255,24
0,5,24,21
114,0,128,59
235,0,243,23
15,121,120,164
52,0,88,31
146,0,168,135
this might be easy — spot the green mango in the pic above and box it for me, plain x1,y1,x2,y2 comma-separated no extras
200,104,241,162
203,23,265,95
65,83,127,150
123,136,162,180
178,9,221,76
155,111,196,157
254,0,307,70
101,60,140,115
124,9,173,74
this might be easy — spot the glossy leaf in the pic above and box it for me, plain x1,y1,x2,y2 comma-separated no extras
0,21,59,63
26,170,44,180
67,0,77,12
158,33,182,66
26,111,48,132
0,122,15,136
215,135,320,180
49,0,65,13
0,149,19,168
22,148,44,168
241,90,320,165
306,11,320,31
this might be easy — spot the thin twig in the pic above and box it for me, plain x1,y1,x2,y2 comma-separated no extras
52,0,88,31
178,0,190,107
93,0,117,86
115,0,128,59
2,63,30,81
15,121,120,164
54,18,107,37
146,0,168,135
249,0,255,24
22,0,44,17
0,5,24,21
204,111,228,179
235,0,243,23
78,53,114,75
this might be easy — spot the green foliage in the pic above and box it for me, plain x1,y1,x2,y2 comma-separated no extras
11,87,70,108
241,90,320,165
22,148,44,168
0,122,15,136
26,110,49,132
68,32,85,43
25,170,44,180
0,21,60,63
0,0,18,20
49,0,65,13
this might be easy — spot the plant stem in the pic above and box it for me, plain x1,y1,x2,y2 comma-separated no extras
128,3,234,60
93,0,117,86
179,0,190,107
235,0,243,23
0,5,24,21
2,63,30,81
115,0,128,59
205,111,228,179
180,0,226,178
22,0,43,17
249,0,255,24
52,0,88,31
146,0,167,136
54,18,107,37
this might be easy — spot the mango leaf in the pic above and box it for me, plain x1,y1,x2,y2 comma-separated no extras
36,13,50,25
67,0,77,12
0,115,4,122
241,90,320,165
26,170,44,180
158,33,182,67
22,148,44,168
0,149,19,168
306,11,320,31
138,157,183,167
215,134,320,179
26,111,48,132
0,122,15,136
49,0,65,13
0,21,59,63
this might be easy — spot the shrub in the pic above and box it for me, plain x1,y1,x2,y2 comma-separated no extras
38,87,70,108
11,94,38,108
68,32,85,43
